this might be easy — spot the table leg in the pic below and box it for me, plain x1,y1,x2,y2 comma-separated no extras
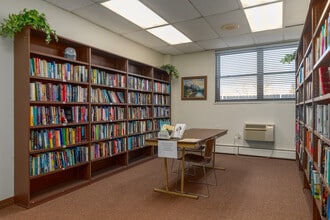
153,153,198,199
212,139,226,171
164,158,169,191
181,148,185,193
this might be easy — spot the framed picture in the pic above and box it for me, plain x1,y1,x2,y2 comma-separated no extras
181,76,207,100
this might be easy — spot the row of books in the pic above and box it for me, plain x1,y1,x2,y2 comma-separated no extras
91,122,126,141
321,182,330,219
30,126,87,151
305,80,312,101
127,92,152,105
30,146,88,176
296,105,304,122
90,139,126,160
296,87,304,103
305,130,313,156
316,104,330,138
153,82,170,94
153,107,170,118
305,140,330,219
127,133,155,150
91,106,125,122
305,105,313,127
30,106,88,126
128,106,152,120
305,51,313,74
319,66,330,96
315,14,330,62
90,88,125,104
30,57,88,82
127,120,153,135
311,169,321,200
154,119,171,131
153,94,170,105
297,67,304,87
30,81,87,102
91,68,126,88
127,76,152,91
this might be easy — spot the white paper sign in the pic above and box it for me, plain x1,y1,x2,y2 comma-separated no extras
158,140,178,159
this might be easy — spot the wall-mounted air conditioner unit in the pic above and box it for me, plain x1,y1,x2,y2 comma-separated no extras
244,123,275,142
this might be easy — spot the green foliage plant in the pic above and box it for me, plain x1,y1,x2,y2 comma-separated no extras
280,50,296,64
160,64,179,79
0,8,58,44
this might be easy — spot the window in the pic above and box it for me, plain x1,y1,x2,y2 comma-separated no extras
215,43,296,102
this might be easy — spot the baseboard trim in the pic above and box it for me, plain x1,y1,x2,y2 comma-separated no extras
215,145,296,160
0,197,14,209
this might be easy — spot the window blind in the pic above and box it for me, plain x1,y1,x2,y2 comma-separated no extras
215,43,297,102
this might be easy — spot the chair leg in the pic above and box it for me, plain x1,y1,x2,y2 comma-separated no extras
199,165,209,198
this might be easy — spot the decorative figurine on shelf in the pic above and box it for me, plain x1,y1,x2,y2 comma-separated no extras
64,47,76,60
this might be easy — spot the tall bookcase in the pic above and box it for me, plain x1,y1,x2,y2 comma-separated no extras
14,27,171,208
295,0,330,219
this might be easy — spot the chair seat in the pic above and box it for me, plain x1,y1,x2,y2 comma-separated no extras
185,153,211,164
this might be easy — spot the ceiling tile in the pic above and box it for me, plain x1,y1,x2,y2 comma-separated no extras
174,18,218,41
197,38,228,50
154,46,183,55
173,42,204,54
283,25,303,41
190,0,240,16
73,4,141,34
222,34,255,48
140,0,201,23
206,10,251,37
45,0,94,11
123,31,168,48
283,0,309,27
252,28,284,44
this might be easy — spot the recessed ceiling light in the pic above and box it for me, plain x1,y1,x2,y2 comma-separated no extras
221,24,240,31
244,2,283,32
101,0,167,29
240,0,278,8
147,25,192,45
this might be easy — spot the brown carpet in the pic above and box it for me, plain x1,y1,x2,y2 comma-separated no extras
0,154,312,220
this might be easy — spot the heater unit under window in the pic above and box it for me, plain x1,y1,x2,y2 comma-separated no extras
244,123,275,142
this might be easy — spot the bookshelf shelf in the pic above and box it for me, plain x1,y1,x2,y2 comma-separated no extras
14,27,171,208
295,0,330,219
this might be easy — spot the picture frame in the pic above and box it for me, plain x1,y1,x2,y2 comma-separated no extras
181,76,207,100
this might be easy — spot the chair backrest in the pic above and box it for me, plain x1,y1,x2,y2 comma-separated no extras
204,139,214,160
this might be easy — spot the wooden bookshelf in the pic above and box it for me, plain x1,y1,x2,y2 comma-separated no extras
14,27,171,208
295,0,330,219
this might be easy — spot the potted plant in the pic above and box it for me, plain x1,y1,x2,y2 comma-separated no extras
160,64,179,79
280,50,296,64
0,8,58,44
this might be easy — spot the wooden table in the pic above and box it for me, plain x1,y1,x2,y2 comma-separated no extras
145,128,228,199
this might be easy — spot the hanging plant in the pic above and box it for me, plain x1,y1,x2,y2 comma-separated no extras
160,64,179,79
280,50,296,64
0,8,58,44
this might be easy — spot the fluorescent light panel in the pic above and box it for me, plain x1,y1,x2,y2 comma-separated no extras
147,25,191,45
244,2,283,32
240,0,279,8
101,0,167,29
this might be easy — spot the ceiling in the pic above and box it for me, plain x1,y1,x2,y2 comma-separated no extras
43,0,309,55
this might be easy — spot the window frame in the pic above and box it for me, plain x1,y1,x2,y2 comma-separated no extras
215,42,297,103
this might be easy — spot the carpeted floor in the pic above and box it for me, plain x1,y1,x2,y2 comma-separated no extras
0,154,312,220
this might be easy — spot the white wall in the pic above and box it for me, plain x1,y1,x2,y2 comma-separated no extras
0,0,165,201
170,51,296,159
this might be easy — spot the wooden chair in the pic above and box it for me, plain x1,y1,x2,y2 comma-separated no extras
177,139,217,197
